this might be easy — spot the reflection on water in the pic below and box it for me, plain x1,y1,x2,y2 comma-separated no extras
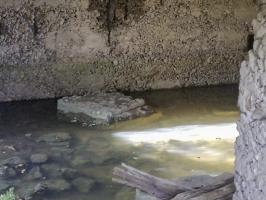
114,123,238,143
0,85,239,200
114,123,237,165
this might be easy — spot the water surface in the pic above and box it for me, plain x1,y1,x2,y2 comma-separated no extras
0,85,239,200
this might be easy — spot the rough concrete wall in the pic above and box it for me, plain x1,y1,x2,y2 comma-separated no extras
0,0,257,101
234,1,266,199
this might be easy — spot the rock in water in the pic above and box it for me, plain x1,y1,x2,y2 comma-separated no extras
72,177,95,193
0,156,27,167
30,154,48,164
17,181,46,200
25,166,43,180
57,92,154,126
41,163,63,178
0,180,11,193
0,166,17,179
61,168,78,180
36,132,71,144
43,179,71,192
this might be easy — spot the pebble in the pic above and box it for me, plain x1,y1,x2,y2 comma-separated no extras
113,60,118,66
25,133,32,138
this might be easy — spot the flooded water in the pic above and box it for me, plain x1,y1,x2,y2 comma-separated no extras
0,85,239,200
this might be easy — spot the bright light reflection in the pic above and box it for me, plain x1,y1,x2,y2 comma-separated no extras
113,123,238,144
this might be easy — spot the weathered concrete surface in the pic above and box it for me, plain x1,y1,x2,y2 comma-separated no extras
57,92,153,126
234,2,266,199
0,0,257,101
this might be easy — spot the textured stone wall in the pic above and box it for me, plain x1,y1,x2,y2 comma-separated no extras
0,0,257,101
234,1,266,199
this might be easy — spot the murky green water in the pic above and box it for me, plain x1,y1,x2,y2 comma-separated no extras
0,85,239,200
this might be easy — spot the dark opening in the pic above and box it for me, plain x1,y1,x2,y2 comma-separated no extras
124,0,129,20
247,34,254,51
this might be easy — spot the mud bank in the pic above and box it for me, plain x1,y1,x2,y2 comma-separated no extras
0,0,257,101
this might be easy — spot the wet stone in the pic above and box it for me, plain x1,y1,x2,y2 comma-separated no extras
50,147,73,154
49,141,70,148
30,154,48,164
71,150,115,166
57,92,154,127
25,133,32,137
87,138,111,150
17,181,46,200
0,180,11,193
41,163,63,178
48,149,73,162
61,168,78,180
0,166,17,179
43,179,71,192
25,166,43,180
36,132,71,144
88,151,113,165
0,156,27,167
72,177,95,193
70,155,91,167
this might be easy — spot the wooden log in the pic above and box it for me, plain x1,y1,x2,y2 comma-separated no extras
113,163,235,200
172,182,235,200
113,163,191,200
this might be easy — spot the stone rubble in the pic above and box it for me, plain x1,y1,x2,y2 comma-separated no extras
0,131,97,199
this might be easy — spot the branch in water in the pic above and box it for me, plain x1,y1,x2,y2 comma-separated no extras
113,163,235,200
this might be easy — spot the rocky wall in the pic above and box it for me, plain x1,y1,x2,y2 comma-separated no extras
0,0,257,101
234,1,266,199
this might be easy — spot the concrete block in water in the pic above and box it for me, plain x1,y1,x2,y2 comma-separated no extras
57,92,153,127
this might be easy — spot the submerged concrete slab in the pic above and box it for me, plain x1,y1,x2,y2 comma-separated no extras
57,92,153,127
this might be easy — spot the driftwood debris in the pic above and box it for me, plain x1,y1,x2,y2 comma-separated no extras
113,163,235,200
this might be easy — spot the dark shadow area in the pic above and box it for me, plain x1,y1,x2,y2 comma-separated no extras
247,34,254,51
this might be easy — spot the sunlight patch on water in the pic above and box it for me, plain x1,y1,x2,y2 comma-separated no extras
113,123,237,164
113,123,238,144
